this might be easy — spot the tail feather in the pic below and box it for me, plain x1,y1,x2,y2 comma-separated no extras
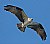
17,23,26,32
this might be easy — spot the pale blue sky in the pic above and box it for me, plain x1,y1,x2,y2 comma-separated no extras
0,0,50,44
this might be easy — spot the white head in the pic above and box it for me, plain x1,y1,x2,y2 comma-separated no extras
28,18,33,21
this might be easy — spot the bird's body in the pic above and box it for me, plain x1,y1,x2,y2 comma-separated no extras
4,5,47,40
21,18,33,27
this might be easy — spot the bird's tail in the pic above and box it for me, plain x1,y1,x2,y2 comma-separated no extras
16,23,26,32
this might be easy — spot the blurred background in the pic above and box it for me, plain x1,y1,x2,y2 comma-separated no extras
0,0,50,44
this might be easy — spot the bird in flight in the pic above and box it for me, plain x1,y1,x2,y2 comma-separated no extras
4,5,47,40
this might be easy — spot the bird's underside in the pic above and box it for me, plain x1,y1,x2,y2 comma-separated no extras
4,5,47,40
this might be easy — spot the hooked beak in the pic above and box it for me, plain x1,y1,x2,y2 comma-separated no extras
31,18,33,20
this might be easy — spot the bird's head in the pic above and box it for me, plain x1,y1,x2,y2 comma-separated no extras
28,18,33,21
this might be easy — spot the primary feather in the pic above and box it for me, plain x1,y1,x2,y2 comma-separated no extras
4,5,28,23
27,22,47,40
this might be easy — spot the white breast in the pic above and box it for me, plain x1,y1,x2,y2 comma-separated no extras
21,18,33,27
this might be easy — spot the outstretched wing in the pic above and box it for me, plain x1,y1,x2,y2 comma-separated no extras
4,5,28,23
27,22,47,40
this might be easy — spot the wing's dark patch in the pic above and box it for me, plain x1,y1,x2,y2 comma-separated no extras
16,7,23,11
39,23,44,29
4,5,23,11
36,28,47,40
4,5,28,23
4,5,24,23
27,22,47,40
16,14,24,23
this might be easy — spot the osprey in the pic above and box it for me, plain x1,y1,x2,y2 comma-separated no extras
4,5,47,40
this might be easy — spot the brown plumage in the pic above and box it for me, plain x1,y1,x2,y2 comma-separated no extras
4,5,47,40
